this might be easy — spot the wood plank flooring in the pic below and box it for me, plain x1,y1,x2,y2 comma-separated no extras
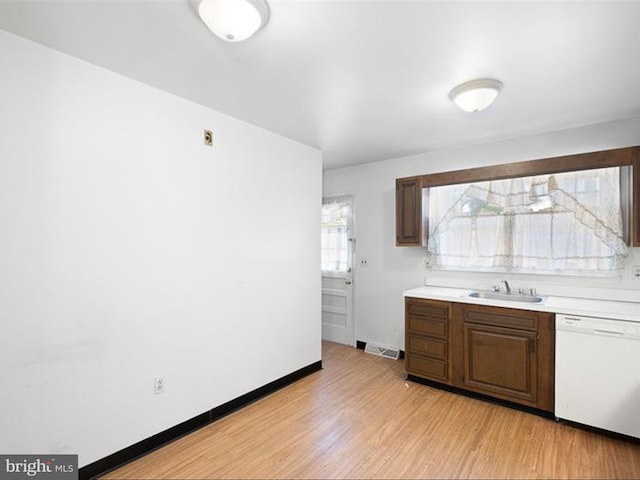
103,342,640,479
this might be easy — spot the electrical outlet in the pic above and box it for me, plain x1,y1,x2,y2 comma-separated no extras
424,256,433,270
633,265,640,280
360,258,368,266
154,376,166,395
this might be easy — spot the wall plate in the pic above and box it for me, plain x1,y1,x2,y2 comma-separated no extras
204,130,213,146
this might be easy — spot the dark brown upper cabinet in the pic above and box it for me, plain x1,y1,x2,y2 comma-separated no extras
395,176,423,246
395,146,640,247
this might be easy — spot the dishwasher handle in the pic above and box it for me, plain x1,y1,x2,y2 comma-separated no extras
593,329,624,336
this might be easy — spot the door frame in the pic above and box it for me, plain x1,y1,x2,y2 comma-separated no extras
321,194,356,346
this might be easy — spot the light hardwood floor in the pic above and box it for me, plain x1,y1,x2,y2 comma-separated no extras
104,342,640,479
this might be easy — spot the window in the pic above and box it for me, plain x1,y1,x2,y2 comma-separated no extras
321,196,352,273
427,167,629,274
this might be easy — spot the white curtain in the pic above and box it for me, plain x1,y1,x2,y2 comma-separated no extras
427,167,627,274
321,196,352,273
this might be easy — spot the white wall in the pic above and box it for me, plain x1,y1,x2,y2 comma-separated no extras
0,30,322,466
324,117,640,350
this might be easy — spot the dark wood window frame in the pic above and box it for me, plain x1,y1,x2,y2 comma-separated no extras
396,146,640,247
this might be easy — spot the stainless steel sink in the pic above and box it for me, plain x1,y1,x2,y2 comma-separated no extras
468,291,544,303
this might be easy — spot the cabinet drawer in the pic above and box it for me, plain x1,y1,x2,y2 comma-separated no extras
463,305,538,331
406,354,448,382
407,316,447,337
407,335,447,359
406,298,449,320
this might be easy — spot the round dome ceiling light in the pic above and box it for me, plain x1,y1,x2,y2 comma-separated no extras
198,0,270,42
449,78,503,113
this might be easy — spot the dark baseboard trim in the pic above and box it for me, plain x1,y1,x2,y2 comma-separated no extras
79,411,210,480
555,418,640,445
406,374,554,419
407,376,640,445
209,360,322,422
80,360,322,480
406,375,640,445
356,340,405,359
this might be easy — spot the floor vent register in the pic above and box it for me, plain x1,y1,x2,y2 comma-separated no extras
364,343,400,360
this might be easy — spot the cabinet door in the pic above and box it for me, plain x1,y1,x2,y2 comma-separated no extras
463,323,538,404
396,177,423,246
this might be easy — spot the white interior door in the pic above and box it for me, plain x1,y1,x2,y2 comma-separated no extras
321,196,354,346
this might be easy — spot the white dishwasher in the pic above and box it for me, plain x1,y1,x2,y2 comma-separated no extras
555,313,640,438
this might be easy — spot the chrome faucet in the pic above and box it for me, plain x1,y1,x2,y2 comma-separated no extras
501,280,511,293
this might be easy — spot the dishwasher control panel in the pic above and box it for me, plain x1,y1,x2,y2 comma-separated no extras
556,314,640,339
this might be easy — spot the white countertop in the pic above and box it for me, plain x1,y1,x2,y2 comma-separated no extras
404,286,640,323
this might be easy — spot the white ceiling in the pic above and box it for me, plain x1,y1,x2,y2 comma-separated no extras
2,0,640,170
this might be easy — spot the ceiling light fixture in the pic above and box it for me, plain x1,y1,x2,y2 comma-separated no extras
449,79,503,113
198,0,269,42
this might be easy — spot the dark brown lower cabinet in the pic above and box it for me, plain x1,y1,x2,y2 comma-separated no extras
405,298,555,413
404,297,452,384
453,303,555,412
462,323,538,404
